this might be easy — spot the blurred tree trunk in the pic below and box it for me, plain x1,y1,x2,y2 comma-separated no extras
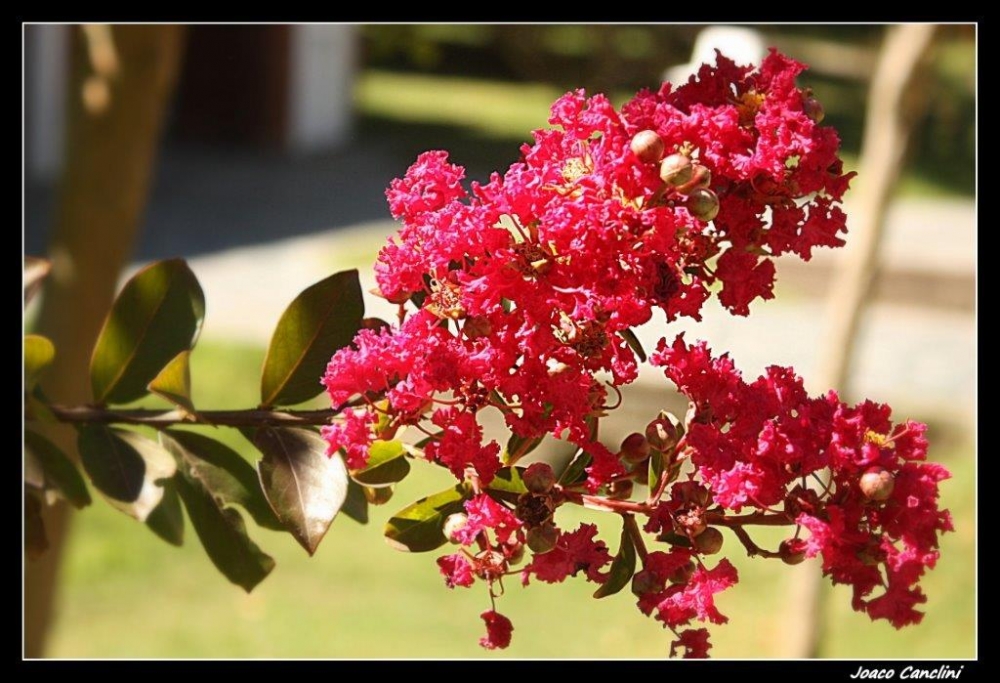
25,24,186,658
780,23,937,658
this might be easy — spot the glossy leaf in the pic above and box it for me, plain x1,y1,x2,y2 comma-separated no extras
384,485,467,553
160,430,282,531
90,259,205,406
148,350,195,413
146,481,184,546
559,448,592,487
350,439,410,488
341,478,369,524
254,427,348,555
24,335,55,391
174,466,276,592
619,328,647,363
503,432,544,465
24,256,51,304
260,270,364,407
648,450,664,492
77,426,176,521
485,466,527,504
594,525,636,598
24,429,91,508
25,493,48,560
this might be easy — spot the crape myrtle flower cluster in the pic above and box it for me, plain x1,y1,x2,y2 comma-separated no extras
321,50,951,657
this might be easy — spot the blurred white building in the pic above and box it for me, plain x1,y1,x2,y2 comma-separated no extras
24,24,358,181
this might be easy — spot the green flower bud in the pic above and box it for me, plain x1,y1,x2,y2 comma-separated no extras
659,153,693,186
686,188,720,222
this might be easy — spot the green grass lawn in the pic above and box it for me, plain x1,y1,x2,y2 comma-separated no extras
45,339,974,658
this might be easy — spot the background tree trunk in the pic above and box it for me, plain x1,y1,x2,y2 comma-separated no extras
25,24,186,658
780,23,938,659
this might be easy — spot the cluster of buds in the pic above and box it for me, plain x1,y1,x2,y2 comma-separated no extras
632,132,720,222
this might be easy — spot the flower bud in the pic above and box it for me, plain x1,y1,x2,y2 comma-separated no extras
784,485,821,517
443,513,469,544
619,432,651,464
859,467,895,502
631,568,664,596
645,413,682,452
692,526,724,555
474,549,508,580
668,560,696,585
686,188,720,222
674,508,707,538
364,485,394,505
516,492,556,527
630,130,665,164
659,153,693,186
803,96,825,123
674,481,712,508
526,523,559,554
523,462,556,495
463,315,493,339
675,164,712,195
779,538,807,565
505,540,525,566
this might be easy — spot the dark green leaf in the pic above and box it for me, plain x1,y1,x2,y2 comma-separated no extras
594,525,636,598
659,531,692,548
619,328,647,363
148,350,195,413
24,335,55,391
341,478,369,524
24,430,91,509
260,270,364,407
648,450,664,492
559,448,592,487
485,467,528,504
384,485,467,553
24,256,51,305
503,432,544,465
146,481,184,546
77,426,176,521
25,493,48,560
254,427,348,555
90,259,205,405
160,430,282,530
350,439,410,487
174,467,275,592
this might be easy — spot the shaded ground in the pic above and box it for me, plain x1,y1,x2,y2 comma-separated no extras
24,116,531,261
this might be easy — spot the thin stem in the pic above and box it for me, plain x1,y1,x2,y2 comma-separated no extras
37,404,346,428
570,492,650,514
729,525,782,560
708,511,793,528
